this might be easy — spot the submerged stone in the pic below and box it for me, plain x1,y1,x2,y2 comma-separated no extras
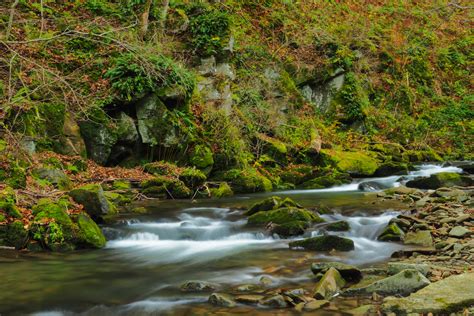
208,293,236,307
181,281,218,292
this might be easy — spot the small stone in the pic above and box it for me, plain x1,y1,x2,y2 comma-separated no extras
259,294,288,308
208,293,236,307
181,281,218,292
449,226,470,238
455,214,471,223
235,295,264,304
259,276,273,286
303,300,330,311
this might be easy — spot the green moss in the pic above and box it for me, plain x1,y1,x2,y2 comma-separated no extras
0,139,6,152
75,213,106,248
406,172,471,189
222,168,273,193
289,235,355,251
103,191,131,207
112,180,131,190
0,164,26,189
0,186,21,218
320,149,380,176
143,161,180,176
246,196,301,216
2,221,29,249
141,176,192,199
69,184,115,217
279,164,315,185
402,149,443,162
378,223,404,242
189,144,214,170
300,171,352,189
327,221,350,231
179,168,207,189
209,182,233,198
248,207,324,226
32,198,75,240
256,133,288,162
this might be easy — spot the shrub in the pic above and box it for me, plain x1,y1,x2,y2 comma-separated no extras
189,9,231,56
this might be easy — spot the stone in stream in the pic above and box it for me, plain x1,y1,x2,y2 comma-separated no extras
303,299,330,311
326,220,350,231
235,294,265,304
246,196,301,216
289,235,354,251
180,281,218,292
382,273,474,314
259,294,288,308
357,181,389,192
387,262,430,276
311,262,362,282
208,293,236,307
448,226,470,238
344,269,430,296
403,230,433,247
377,223,405,242
68,184,114,218
406,172,474,189
313,267,346,300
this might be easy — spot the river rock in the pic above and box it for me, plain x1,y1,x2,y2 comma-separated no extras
246,196,300,216
358,181,389,192
403,230,433,247
289,235,355,251
235,294,264,304
382,273,474,314
406,172,473,189
345,269,430,296
387,262,430,276
208,293,236,307
311,262,362,281
260,294,288,308
448,226,470,238
181,281,218,292
303,299,330,311
378,223,404,242
326,221,350,231
68,184,113,218
374,162,409,177
384,186,417,195
313,267,346,299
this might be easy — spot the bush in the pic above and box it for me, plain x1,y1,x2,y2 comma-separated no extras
189,9,231,56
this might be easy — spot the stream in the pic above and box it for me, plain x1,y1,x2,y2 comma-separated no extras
0,164,463,315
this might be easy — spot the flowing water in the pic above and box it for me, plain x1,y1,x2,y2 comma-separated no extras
0,164,462,315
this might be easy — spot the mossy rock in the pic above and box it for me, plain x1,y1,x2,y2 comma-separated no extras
179,168,207,189
0,221,29,249
0,186,21,219
406,172,472,190
402,149,443,163
320,149,380,176
246,196,301,216
378,223,404,242
374,162,409,177
326,221,350,232
143,161,180,176
69,184,115,218
370,143,405,162
256,133,288,162
289,235,355,251
103,191,132,207
300,172,352,189
269,221,309,237
209,182,233,198
222,168,273,193
248,207,324,227
112,180,131,190
32,168,72,190
74,213,106,248
0,164,27,189
189,144,214,170
141,176,192,199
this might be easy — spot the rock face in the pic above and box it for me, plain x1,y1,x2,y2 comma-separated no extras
406,172,473,189
311,262,362,282
313,267,346,299
289,235,355,251
345,269,430,296
382,273,474,314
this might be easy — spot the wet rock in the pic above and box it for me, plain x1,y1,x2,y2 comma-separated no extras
326,220,350,231
75,213,107,248
345,269,430,296
303,299,330,311
246,196,301,216
289,235,355,252
458,163,474,174
406,172,473,189
378,223,404,242
448,226,470,238
345,304,375,315
383,186,417,195
181,281,218,292
374,162,409,177
313,267,346,299
208,293,236,307
382,273,474,314
235,294,264,304
311,262,362,282
357,181,389,192
259,294,288,308
387,262,430,276
259,276,273,286
69,184,114,218
403,230,433,247
234,284,263,293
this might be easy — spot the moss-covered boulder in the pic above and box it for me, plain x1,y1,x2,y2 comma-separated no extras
69,184,115,218
402,149,442,163
189,144,214,171
33,168,72,190
141,176,192,199
300,171,352,189
179,168,207,189
406,172,473,189
222,168,273,193
0,186,21,219
0,164,26,189
103,191,132,207
74,213,106,248
289,235,354,251
0,221,29,249
313,267,346,300
256,133,288,162
246,196,301,216
374,162,409,177
209,182,233,198
320,149,380,176
326,221,350,231
378,223,404,242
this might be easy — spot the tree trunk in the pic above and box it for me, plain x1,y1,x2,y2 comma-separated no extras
139,0,153,40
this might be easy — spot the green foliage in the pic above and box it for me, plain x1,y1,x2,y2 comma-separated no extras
335,72,368,122
105,53,195,101
188,8,231,56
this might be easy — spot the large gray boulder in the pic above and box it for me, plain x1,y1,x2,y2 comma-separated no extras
382,273,474,314
345,269,430,296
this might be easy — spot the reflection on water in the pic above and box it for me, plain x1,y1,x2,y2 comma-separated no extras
0,164,461,315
